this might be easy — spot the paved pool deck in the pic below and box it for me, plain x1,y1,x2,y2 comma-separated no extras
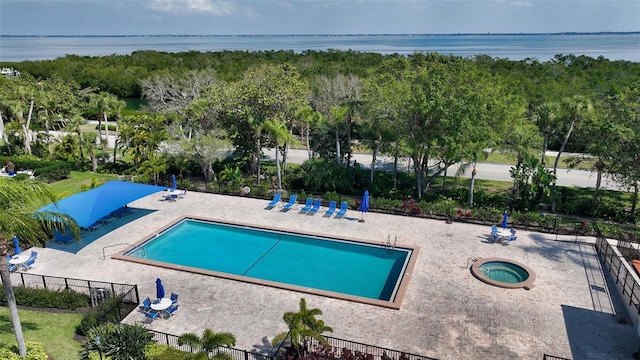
18,191,640,360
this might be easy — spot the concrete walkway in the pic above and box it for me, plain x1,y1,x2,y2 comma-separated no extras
17,191,639,360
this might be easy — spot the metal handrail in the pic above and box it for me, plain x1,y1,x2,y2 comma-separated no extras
101,243,131,260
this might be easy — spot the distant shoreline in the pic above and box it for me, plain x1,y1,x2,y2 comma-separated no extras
2,32,639,38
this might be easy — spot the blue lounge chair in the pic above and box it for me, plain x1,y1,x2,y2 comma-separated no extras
99,215,115,224
111,207,132,217
53,228,75,244
335,201,348,218
307,199,321,215
281,194,298,211
164,304,179,318
324,201,337,217
266,193,282,208
82,221,102,232
300,198,313,212
170,292,179,305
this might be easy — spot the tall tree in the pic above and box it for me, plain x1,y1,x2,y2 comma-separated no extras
265,118,296,190
217,64,306,182
0,178,79,356
310,74,362,165
551,95,593,212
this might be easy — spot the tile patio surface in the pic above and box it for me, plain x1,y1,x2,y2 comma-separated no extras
21,191,640,360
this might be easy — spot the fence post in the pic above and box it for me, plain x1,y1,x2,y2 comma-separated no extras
64,278,69,290
244,350,249,360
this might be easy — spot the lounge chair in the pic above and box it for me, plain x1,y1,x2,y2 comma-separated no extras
99,215,115,224
335,201,348,218
111,207,132,217
281,194,298,211
164,304,179,318
170,292,179,305
266,193,282,208
82,221,102,232
53,228,74,244
300,198,313,213
324,201,337,217
307,199,321,215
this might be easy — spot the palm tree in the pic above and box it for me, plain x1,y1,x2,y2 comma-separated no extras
0,177,79,356
271,298,333,355
265,118,296,190
178,328,237,360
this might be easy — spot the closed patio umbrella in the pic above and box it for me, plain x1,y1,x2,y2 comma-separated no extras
170,175,177,191
359,190,370,223
156,278,165,299
502,211,509,229
13,236,21,254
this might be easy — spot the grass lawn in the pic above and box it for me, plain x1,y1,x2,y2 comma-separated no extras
48,171,120,196
0,307,83,359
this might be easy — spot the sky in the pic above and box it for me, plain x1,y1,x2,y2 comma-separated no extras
0,0,638,36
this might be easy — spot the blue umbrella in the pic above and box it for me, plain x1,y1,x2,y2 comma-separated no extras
156,278,165,299
170,175,177,191
502,211,509,229
359,190,370,223
13,236,21,255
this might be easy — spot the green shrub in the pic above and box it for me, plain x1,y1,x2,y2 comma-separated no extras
323,191,340,202
0,286,89,309
35,161,73,182
0,341,48,360
94,123,118,132
76,295,125,336
80,323,154,360
145,343,203,360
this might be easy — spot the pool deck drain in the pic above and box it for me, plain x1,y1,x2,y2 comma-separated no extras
16,192,639,360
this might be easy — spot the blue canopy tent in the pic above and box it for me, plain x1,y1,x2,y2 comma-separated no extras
36,180,165,229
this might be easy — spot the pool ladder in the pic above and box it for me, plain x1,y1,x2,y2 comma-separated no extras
100,243,138,260
383,235,397,250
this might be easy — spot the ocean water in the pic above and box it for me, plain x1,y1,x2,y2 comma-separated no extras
1,33,639,63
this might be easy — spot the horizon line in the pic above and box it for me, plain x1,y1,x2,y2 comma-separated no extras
2,31,639,37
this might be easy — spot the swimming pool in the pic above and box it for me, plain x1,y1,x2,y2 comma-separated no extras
114,217,417,308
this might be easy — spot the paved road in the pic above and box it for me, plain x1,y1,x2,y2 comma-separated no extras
265,148,626,191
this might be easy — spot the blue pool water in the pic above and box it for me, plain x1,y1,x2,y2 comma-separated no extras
124,219,412,302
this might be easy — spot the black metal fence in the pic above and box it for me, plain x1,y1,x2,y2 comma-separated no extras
307,335,440,360
595,233,640,316
10,272,139,321
149,329,274,360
